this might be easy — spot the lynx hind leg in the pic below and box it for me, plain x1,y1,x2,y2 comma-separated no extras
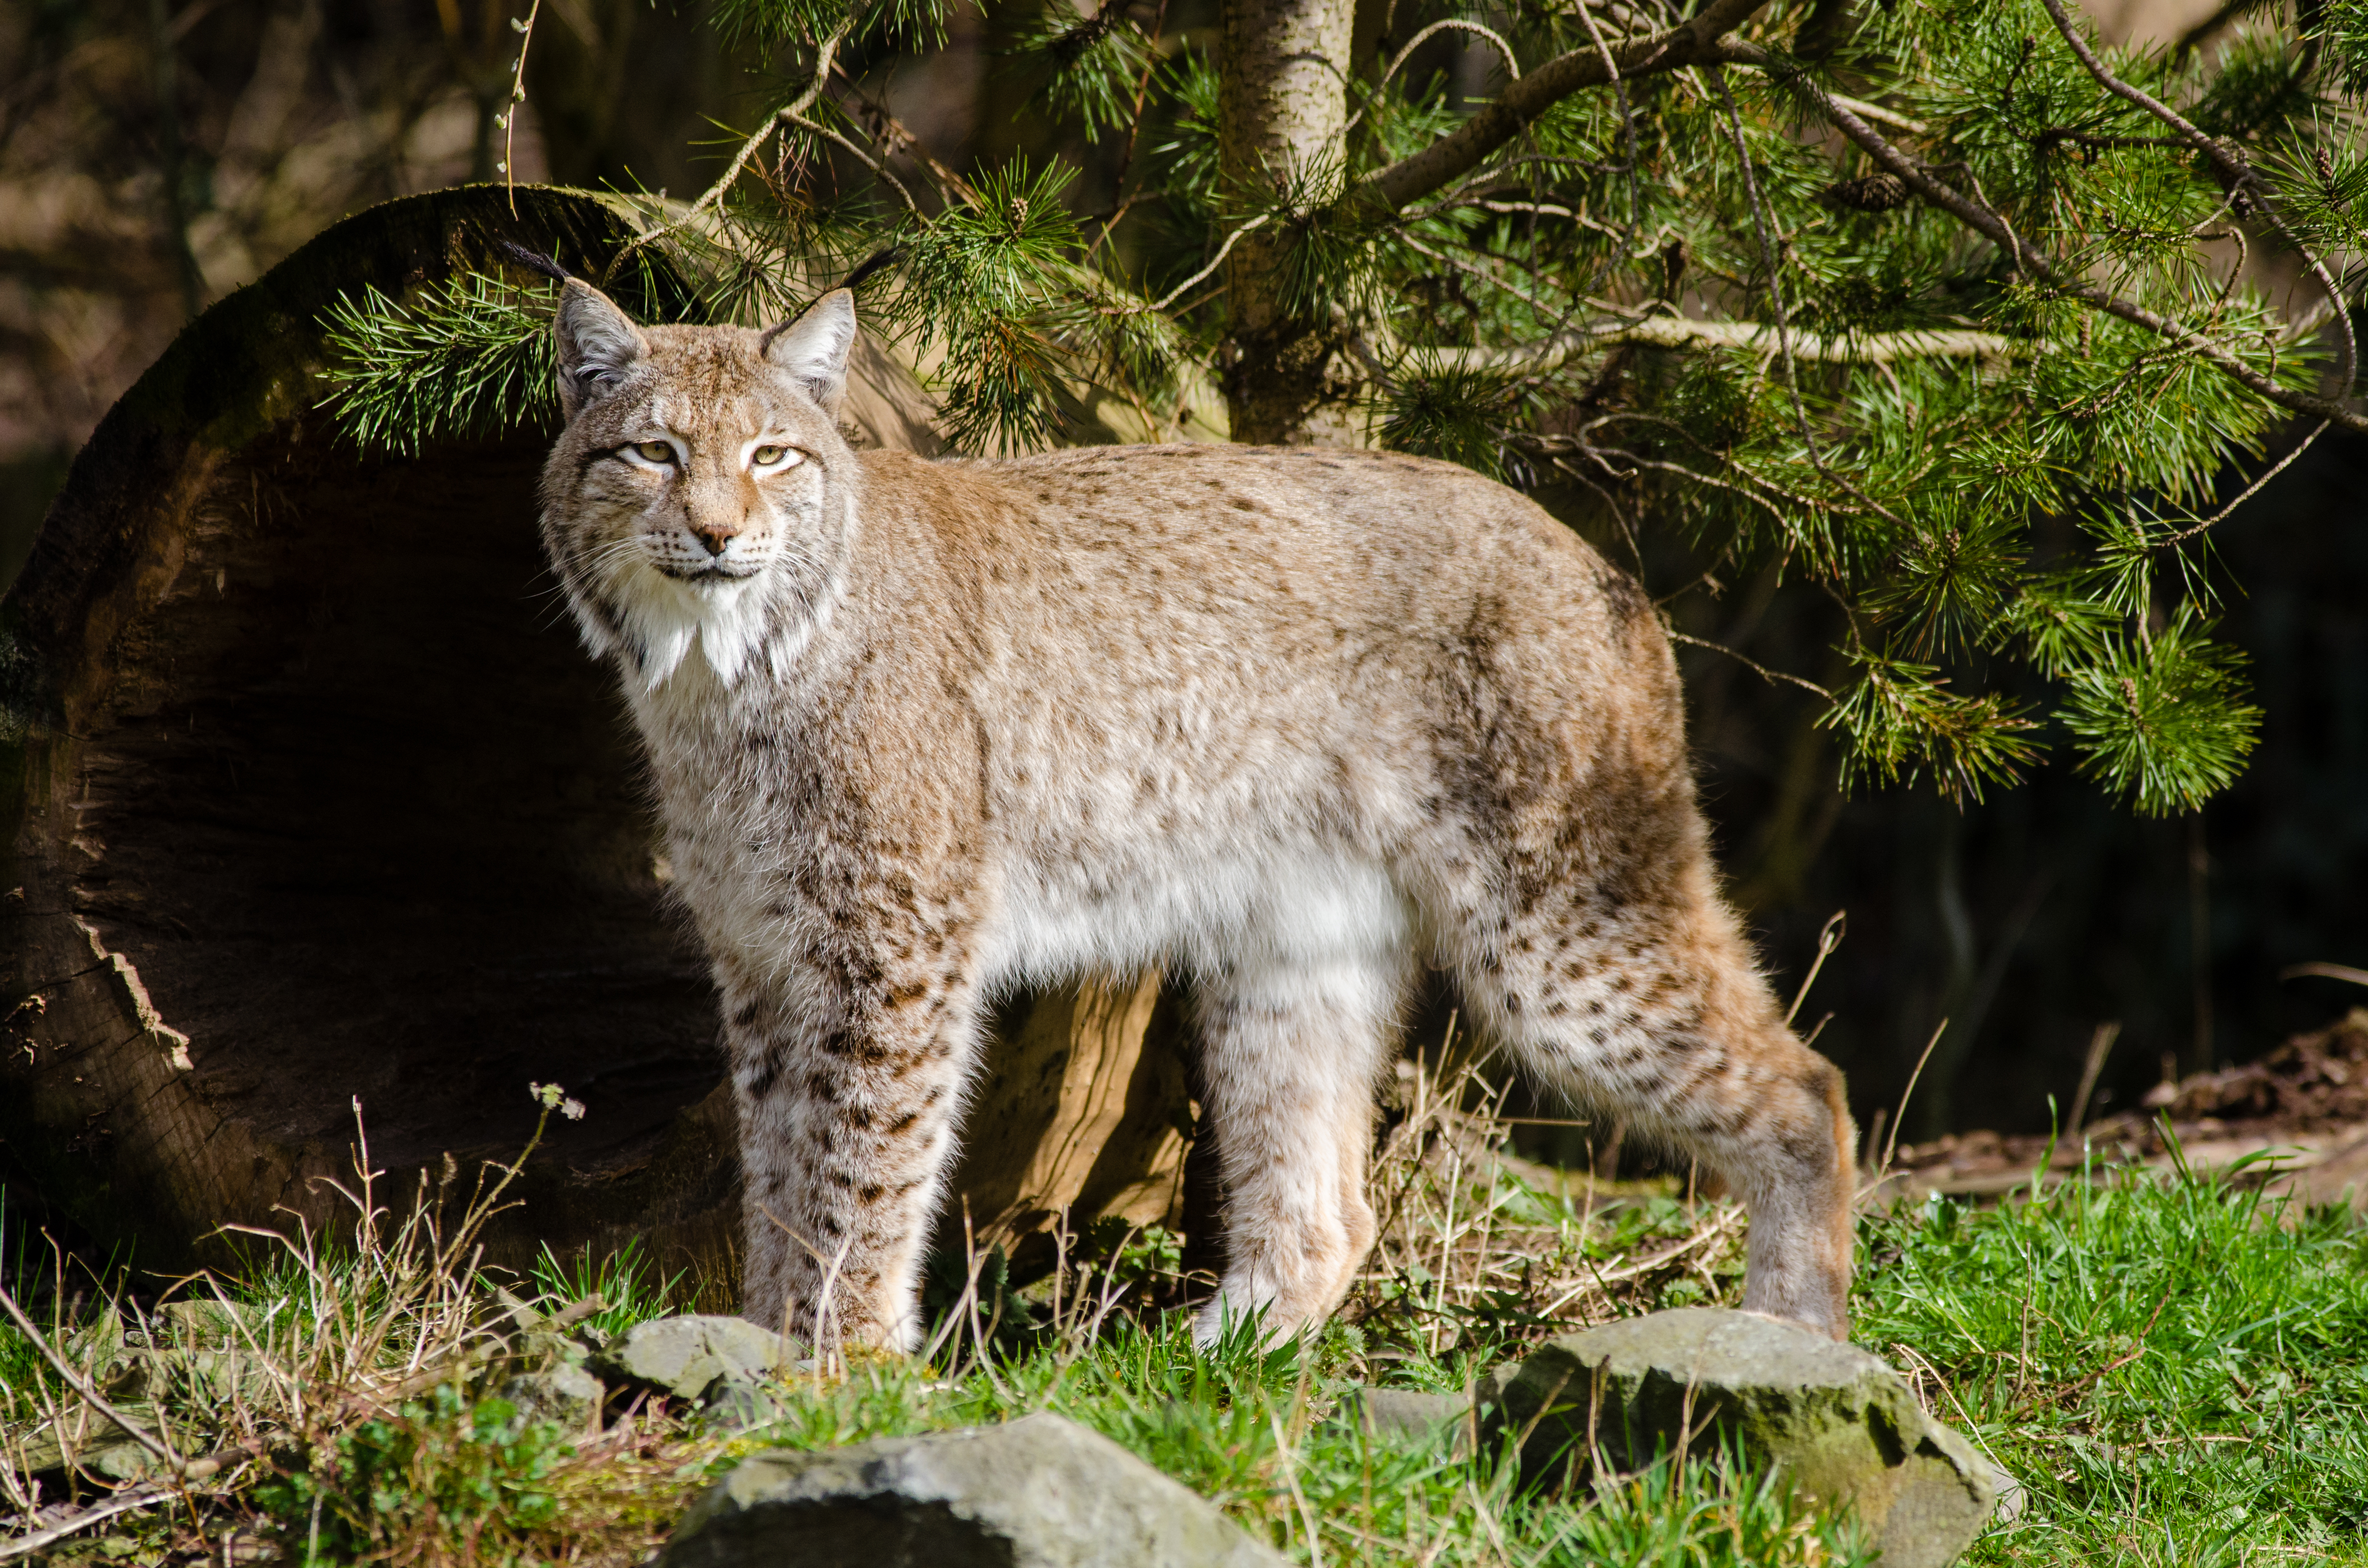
1456,866,1857,1339
1190,952,1399,1349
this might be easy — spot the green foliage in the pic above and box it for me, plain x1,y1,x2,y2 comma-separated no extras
1151,47,1224,228
893,158,1086,452
22,1169,2368,1563
1378,358,1531,480
530,1237,686,1341
707,1307,1871,1567
711,0,950,52
1822,651,2039,805
2057,610,2262,814
1080,1216,1185,1288
320,276,557,457
1008,0,1153,144
257,1384,573,1566
1864,503,2024,656
313,0,2368,816
0,1192,61,1404
2311,0,2368,100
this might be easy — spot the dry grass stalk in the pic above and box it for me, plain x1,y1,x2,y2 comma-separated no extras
0,1089,675,1564
1343,1028,1749,1360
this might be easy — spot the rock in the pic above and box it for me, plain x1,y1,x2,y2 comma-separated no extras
155,1298,248,1347
83,1440,159,1482
500,1362,606,1430
592,1315,803,1402
696,1378,801,1435
661,1411,1288,1568
1987,1460,2025,1525
4,1404,160,1477
1330,1387,1475,1454
1482,1309,1995,1568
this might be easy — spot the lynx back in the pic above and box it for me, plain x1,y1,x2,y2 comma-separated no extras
537,280,1858,1352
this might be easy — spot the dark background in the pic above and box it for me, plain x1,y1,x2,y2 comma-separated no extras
1,0,2359,1153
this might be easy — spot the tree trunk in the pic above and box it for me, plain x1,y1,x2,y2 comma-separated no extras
0,185,1196,1295
1219,0,1354,444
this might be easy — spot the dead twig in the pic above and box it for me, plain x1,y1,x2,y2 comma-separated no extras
0,1282,186,1474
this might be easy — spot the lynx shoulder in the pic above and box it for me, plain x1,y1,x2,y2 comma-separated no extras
537,279,1858,1352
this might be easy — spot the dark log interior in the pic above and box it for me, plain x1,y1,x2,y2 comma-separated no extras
74,427,724,1179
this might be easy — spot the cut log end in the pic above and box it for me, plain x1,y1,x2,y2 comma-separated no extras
0,186,1194,1300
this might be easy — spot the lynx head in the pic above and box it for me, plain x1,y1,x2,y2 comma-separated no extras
538,281,863,691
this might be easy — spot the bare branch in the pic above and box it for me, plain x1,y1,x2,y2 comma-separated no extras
1350,0,1771,215
1352,17,1524,138
1427,316,2030,370
612,17,856,270
2168,418,2330,540
1667,630,1836,699
0,1485,179,1565
1828,93,1927,135
1147,215,1270,311
500,0,542,216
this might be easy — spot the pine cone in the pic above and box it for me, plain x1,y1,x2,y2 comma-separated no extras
1820,174,1911,212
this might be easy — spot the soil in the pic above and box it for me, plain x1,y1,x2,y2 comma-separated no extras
1882,1007,2368,1197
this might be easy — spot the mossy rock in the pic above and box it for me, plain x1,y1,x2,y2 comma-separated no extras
1484,1308,1998,1568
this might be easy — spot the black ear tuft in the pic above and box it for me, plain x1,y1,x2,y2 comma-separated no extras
495,239,574,282
836,247,904,293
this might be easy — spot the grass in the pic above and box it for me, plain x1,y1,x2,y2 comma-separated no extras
4,1073,2367,1568
1858,1147,2368,1566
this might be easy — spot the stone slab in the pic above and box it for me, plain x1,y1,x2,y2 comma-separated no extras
661,1410,1287,1568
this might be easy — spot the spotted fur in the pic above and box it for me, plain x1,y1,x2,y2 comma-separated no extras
536,281,1858,1351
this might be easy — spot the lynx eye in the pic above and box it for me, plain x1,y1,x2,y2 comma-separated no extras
630,441,677,465
750,444,802,471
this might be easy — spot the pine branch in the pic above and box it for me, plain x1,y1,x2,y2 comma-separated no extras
614,15,857,271
1716,37,2368,436
321,276,556,454
2029,0,2359,402
1348,0,1771,215
2058,611,2262,814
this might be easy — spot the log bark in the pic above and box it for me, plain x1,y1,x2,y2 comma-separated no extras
0,185,1196,1294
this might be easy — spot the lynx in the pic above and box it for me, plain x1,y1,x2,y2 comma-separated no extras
537,279,1858,1351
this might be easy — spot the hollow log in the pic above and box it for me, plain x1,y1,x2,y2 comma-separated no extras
0,186,1196,1292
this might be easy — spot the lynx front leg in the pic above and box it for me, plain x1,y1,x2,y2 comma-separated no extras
723,952,981,1353
1191,952,1398,1348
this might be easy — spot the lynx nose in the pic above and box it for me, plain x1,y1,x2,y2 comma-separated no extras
690,522,740,558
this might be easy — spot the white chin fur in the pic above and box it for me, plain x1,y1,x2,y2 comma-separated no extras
613,572,768,691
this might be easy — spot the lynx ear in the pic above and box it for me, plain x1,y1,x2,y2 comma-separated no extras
554,280,647,419
761,289,858,414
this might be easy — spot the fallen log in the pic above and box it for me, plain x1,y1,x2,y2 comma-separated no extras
0,184,1197,1294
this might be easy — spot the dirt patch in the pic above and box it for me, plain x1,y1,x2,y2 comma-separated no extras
1881,1007,2368,1198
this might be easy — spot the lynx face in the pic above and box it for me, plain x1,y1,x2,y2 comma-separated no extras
538,282,863,688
